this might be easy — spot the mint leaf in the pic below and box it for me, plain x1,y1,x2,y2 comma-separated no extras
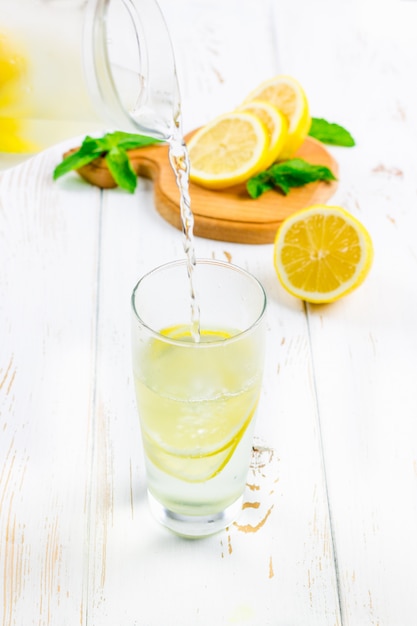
105,147,138,193
247,158,337,199
309,117,355,147
105,131,161,152
53,131,161,191
53,136,104,180
246,171,275,198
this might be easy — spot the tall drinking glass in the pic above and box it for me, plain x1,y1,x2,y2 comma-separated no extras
131,259,267,537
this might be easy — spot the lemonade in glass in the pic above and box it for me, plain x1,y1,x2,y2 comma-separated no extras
131,259,267,537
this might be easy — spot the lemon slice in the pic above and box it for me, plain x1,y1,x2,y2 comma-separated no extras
143,408,255,483
237,100,288,169
138,325,260,482
273,204,374,303
243,74,311,160
187,111,270,189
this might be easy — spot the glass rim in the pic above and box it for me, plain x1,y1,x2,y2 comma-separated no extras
131,258,267,347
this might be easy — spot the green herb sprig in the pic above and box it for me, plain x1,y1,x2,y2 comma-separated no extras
246,117,352,198
53,131,161,193
247,158,337,199
308,117,355,147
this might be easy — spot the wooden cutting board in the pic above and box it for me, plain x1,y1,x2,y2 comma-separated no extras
68,133,339,244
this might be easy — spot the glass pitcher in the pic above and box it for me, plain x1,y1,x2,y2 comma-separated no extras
0,0,181,170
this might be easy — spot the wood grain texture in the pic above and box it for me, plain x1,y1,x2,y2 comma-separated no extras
276,0,417,624
67,135,338,244
83,197,342,625
0,154,102,625
2,0,417,624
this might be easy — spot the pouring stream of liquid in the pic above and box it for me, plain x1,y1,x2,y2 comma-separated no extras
167,129,201,342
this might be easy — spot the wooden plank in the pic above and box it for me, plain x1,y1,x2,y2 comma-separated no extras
83,183,342,625
0,145,101,625
276,0,417,623
81,1,342,622
2,0,416,624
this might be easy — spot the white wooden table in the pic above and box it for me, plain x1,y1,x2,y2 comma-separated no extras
1,0,417,624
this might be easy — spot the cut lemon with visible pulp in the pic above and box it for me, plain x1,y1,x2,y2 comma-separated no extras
237,100,288,169
187,111,270,189
243,74,311,160
273,205,374,303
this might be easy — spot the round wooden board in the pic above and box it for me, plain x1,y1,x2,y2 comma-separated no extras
72,133,339,245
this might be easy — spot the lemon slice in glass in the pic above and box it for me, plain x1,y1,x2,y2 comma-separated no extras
140,326,259,482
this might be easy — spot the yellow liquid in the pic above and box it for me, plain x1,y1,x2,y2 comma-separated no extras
133,325,263,516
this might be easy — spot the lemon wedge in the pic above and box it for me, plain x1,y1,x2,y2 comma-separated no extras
273,205,374,303
187,111,270,189
243,74,311,160
237,100,288,169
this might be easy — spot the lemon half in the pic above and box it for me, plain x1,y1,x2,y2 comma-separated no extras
273,204,374,303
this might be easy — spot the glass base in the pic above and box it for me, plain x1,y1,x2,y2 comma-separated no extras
147,491,244,538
